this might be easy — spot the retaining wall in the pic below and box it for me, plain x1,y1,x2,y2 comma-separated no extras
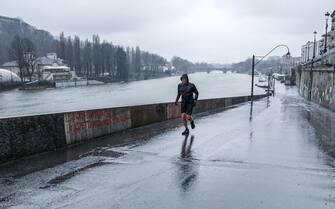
296,65,335,111
0,95,266,163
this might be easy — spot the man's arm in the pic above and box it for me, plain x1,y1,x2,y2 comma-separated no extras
175,85,181,105
193,84,199,101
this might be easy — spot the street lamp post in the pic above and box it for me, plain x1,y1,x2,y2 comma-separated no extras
307,41,310,61
313,31,317,59
251,44,290,99
251,55,255,98
324,12,330,53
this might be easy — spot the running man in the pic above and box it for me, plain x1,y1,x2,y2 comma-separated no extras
175,74,199,135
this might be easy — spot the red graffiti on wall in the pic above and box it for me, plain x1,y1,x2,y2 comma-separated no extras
67,110,130,134
167,103,180,119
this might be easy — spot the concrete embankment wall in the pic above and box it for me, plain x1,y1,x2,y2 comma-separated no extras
0,95,265,163
296,65,335,111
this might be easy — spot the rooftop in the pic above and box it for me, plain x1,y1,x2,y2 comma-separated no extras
2,61,18,67
42,65,70,70
2,53,65,68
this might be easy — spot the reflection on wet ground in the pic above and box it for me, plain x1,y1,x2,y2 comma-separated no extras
177,135,198,193
304,103,335,158
180,135,194,159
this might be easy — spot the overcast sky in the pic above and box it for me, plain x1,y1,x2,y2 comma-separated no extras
0,0,334,63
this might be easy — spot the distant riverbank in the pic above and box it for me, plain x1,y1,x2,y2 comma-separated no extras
0,82,21,92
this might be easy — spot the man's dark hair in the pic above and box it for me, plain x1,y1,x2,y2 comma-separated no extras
180,74,189,82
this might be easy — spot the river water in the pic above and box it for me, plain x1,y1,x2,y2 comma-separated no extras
0,72,264,118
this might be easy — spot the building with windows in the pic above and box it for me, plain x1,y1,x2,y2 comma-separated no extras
301,41,321,63
328,10,335,50
301,10,335,62
318,10,335,53
1,53,72,81
41,65,72,81
36,53,64,70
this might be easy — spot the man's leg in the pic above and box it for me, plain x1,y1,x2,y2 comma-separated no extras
181,113,189,135
182,113,188,129
186,102,195,129
187,114,195,129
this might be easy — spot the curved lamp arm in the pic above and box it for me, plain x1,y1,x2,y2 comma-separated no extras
254,44,290,66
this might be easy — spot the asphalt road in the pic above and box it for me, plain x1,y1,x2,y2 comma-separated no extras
1,84,335,209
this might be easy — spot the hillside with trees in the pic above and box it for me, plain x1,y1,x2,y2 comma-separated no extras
1,15,237,84
56,33,168,81
231,57,288,75
0,16,56,65
171,56,226,73
1,15,170,82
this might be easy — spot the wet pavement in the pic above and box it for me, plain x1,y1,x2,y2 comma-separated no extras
1,84,335,209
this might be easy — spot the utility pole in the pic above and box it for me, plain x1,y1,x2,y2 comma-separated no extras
324,12,330,53
267,73,271,96
313,31,317,59
251,55,255,99
309,31,317,101
307,41,310,61
305,45,308,63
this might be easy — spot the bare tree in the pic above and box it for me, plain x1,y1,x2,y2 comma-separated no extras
8,35,25,82
92,34,101,76
134,46,141,77
23,52,37,82
83,40,92,77
65,37,74,70
57,32,66,60
73,36,81,74
22,38,37,82
116,47,129,81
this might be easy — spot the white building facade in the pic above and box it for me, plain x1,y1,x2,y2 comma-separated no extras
1,53,72,82
301,41,321,63
328,11,335,50
301,10,335,63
